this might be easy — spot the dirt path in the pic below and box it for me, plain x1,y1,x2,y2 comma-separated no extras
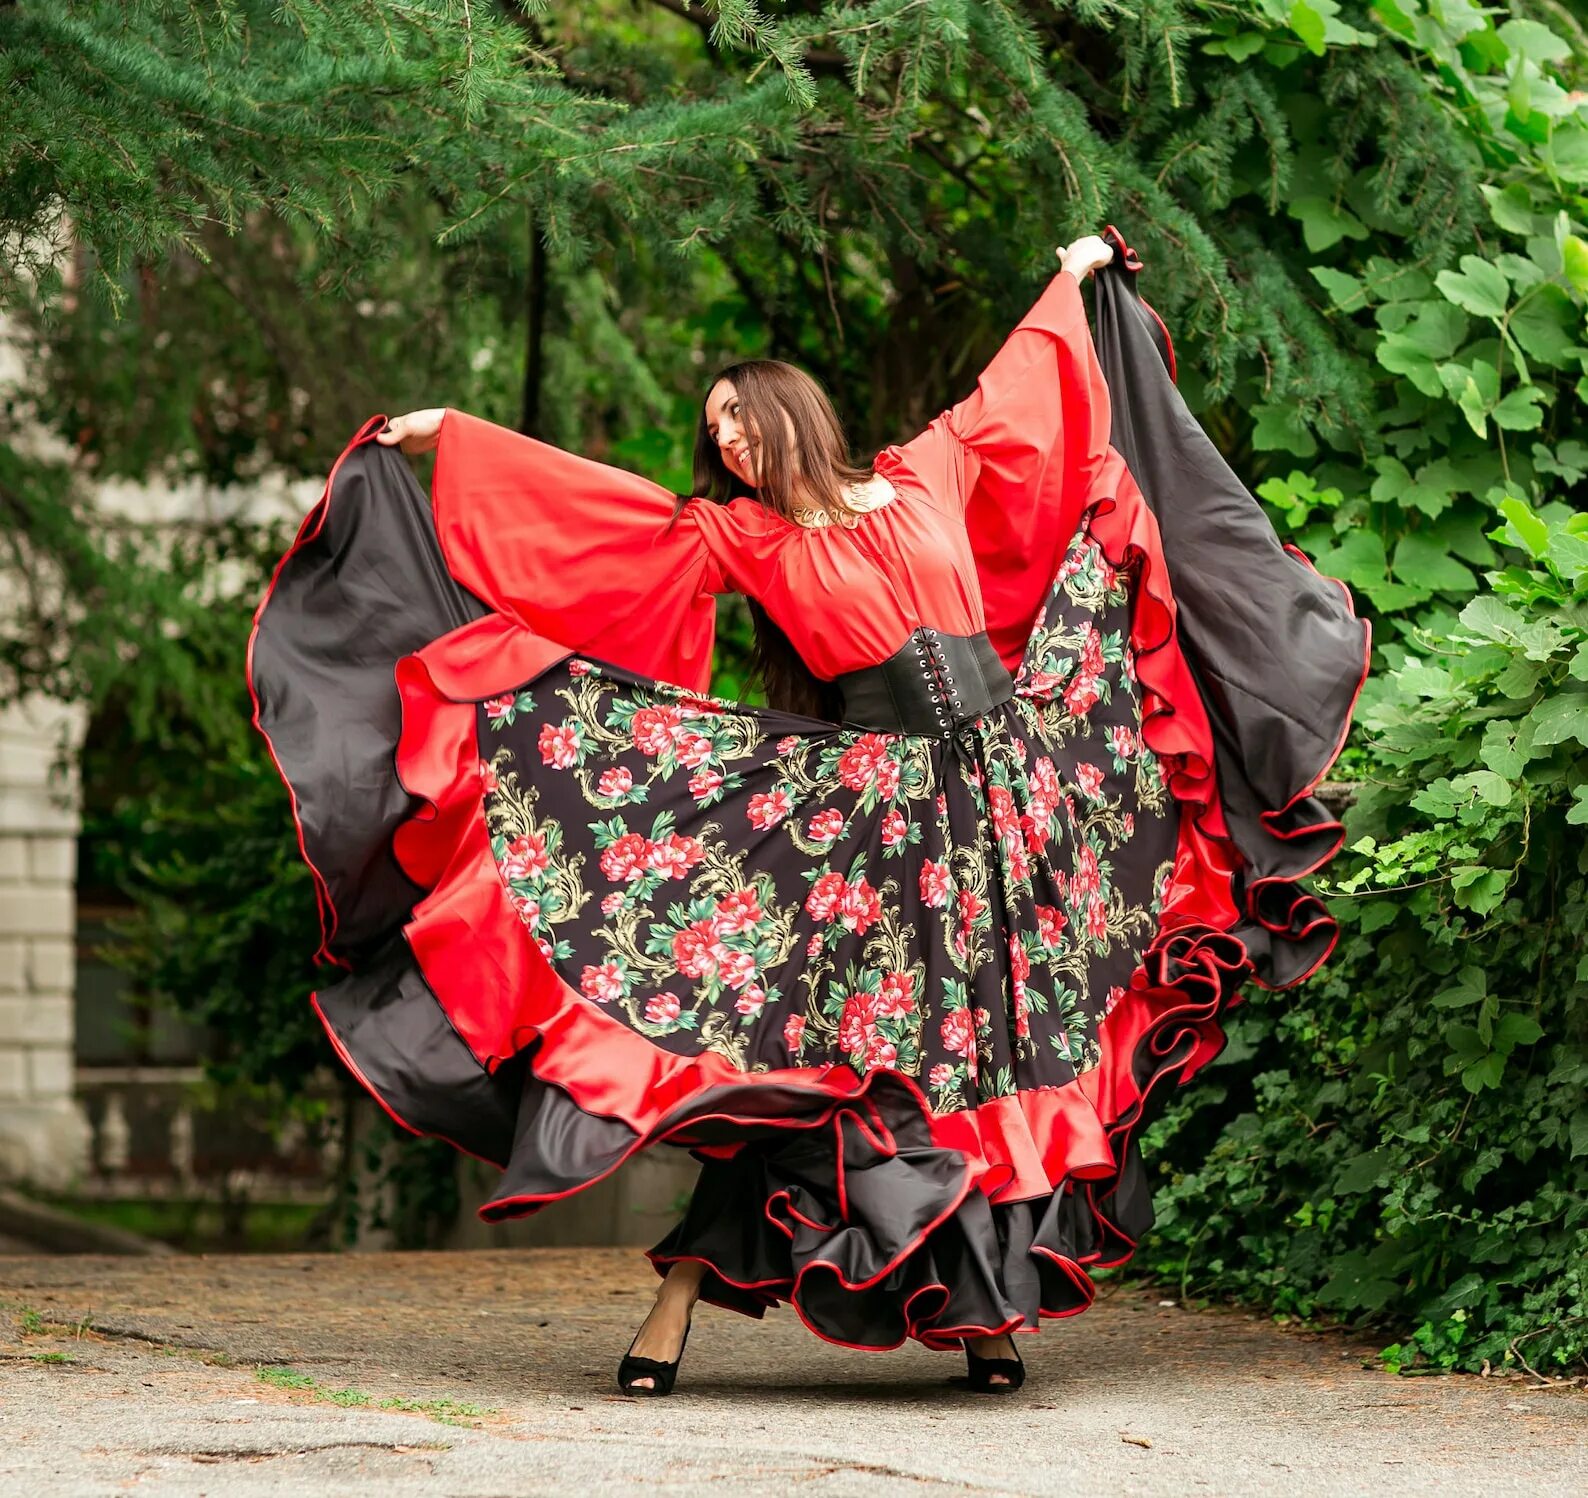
2,1250,1583,1496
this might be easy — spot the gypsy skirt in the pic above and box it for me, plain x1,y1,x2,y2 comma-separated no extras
250,458,1364,1351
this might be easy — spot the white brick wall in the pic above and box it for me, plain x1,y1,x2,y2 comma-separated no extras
0,695,90,1186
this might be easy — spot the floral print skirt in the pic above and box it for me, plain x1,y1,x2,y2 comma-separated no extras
308,523,1251,1351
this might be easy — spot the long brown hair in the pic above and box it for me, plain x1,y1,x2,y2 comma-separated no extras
689,360,876,718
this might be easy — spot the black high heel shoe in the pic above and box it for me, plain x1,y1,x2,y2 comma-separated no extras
964,1337,1025,1394
617,1314,692,1397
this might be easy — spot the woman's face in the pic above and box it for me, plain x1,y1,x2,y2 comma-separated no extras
705,378,759,488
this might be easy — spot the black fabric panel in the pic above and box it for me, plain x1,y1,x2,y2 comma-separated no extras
251,440,488,961
315,942,523,1166
1091,259,1368,988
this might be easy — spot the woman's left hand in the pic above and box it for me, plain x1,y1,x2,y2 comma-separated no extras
1057,235,1114,281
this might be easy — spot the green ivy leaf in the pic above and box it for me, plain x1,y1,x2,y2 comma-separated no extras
1570,1109,1588,1160
1392,534,1477,594
1526,690,1588,748
1431,967,1487,1007
1492,1012,1544,1053
1509,284,1580,367
1311,265,1364,307
1251,403,1319,456
1481,182,1536,234
1290,0,1327,56
1497,495,1550,558
1435,256,1509,318
1491,385,1546,431
1562,235,1588,295
1377,303,1469,396
1450,770,1513,807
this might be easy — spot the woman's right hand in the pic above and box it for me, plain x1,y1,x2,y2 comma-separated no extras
376,408,445,454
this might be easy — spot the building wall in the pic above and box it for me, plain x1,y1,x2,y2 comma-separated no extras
0,695,91,1187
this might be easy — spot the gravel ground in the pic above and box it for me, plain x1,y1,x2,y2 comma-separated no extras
2,1248,1584,1496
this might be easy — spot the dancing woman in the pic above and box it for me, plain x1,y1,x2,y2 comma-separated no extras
249,227,1368,1396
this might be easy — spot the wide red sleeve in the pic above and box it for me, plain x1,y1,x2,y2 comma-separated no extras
878,271,1114,671
430,408,726,692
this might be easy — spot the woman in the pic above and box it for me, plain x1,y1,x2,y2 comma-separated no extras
249,227,1368,1397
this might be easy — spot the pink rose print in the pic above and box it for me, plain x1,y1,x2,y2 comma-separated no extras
644,993,682,1026
805,932,823,956
599,832,650,882
875,758,901,801
864,1034,898,1072
877,971,915,1019
735,985,767,1018
1029,758,1061,816
677,734,714,769
805,871,847,922
1063,674,1101,717
988,785,1018,841
501,831,549,883
717,949,759,991
630,705,683,756
1074,762,1105,801
784,1013,807,1049
647,833,707,880
935,792,948,818
1123,812,1135,838
836,877,882,935
478,760,498,794
579,962,624,1004
671,921,723,979
838,993,880,1055
880,807,908,847
836,734,896,793
928,1062,955,1089
1086,892,1108,940
1105,984,1127,1017
484,695,515,722
568,659,592,677
535,934,556,961
600,891,625,916
688,767,724,801
596,766,633,798
1035,904,1068,948
940,1009,976,1059
713,888,764,934
776,735,800,756
1109,725,1137,759
807,807,846,844
538,721,581,768
511,894,540,930
1080,623,1106,676
1073,844,1101,899
678,693,725,717
747,788,793,829
918,860,952,908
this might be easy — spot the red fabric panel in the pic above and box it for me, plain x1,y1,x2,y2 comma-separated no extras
431,409,721,692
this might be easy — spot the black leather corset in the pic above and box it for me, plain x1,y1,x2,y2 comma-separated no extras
832,627,1014,736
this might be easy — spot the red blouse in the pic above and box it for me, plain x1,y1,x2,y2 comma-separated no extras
429,268,1109,692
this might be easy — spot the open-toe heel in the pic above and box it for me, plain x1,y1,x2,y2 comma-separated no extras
617,1317,692,1397
965,1339,1025,1394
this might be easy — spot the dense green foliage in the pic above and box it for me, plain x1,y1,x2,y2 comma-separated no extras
1138,3,1588,1375
2,1,1584,1359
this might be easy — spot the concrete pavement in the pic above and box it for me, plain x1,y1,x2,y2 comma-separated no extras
2,1249,1584,1496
